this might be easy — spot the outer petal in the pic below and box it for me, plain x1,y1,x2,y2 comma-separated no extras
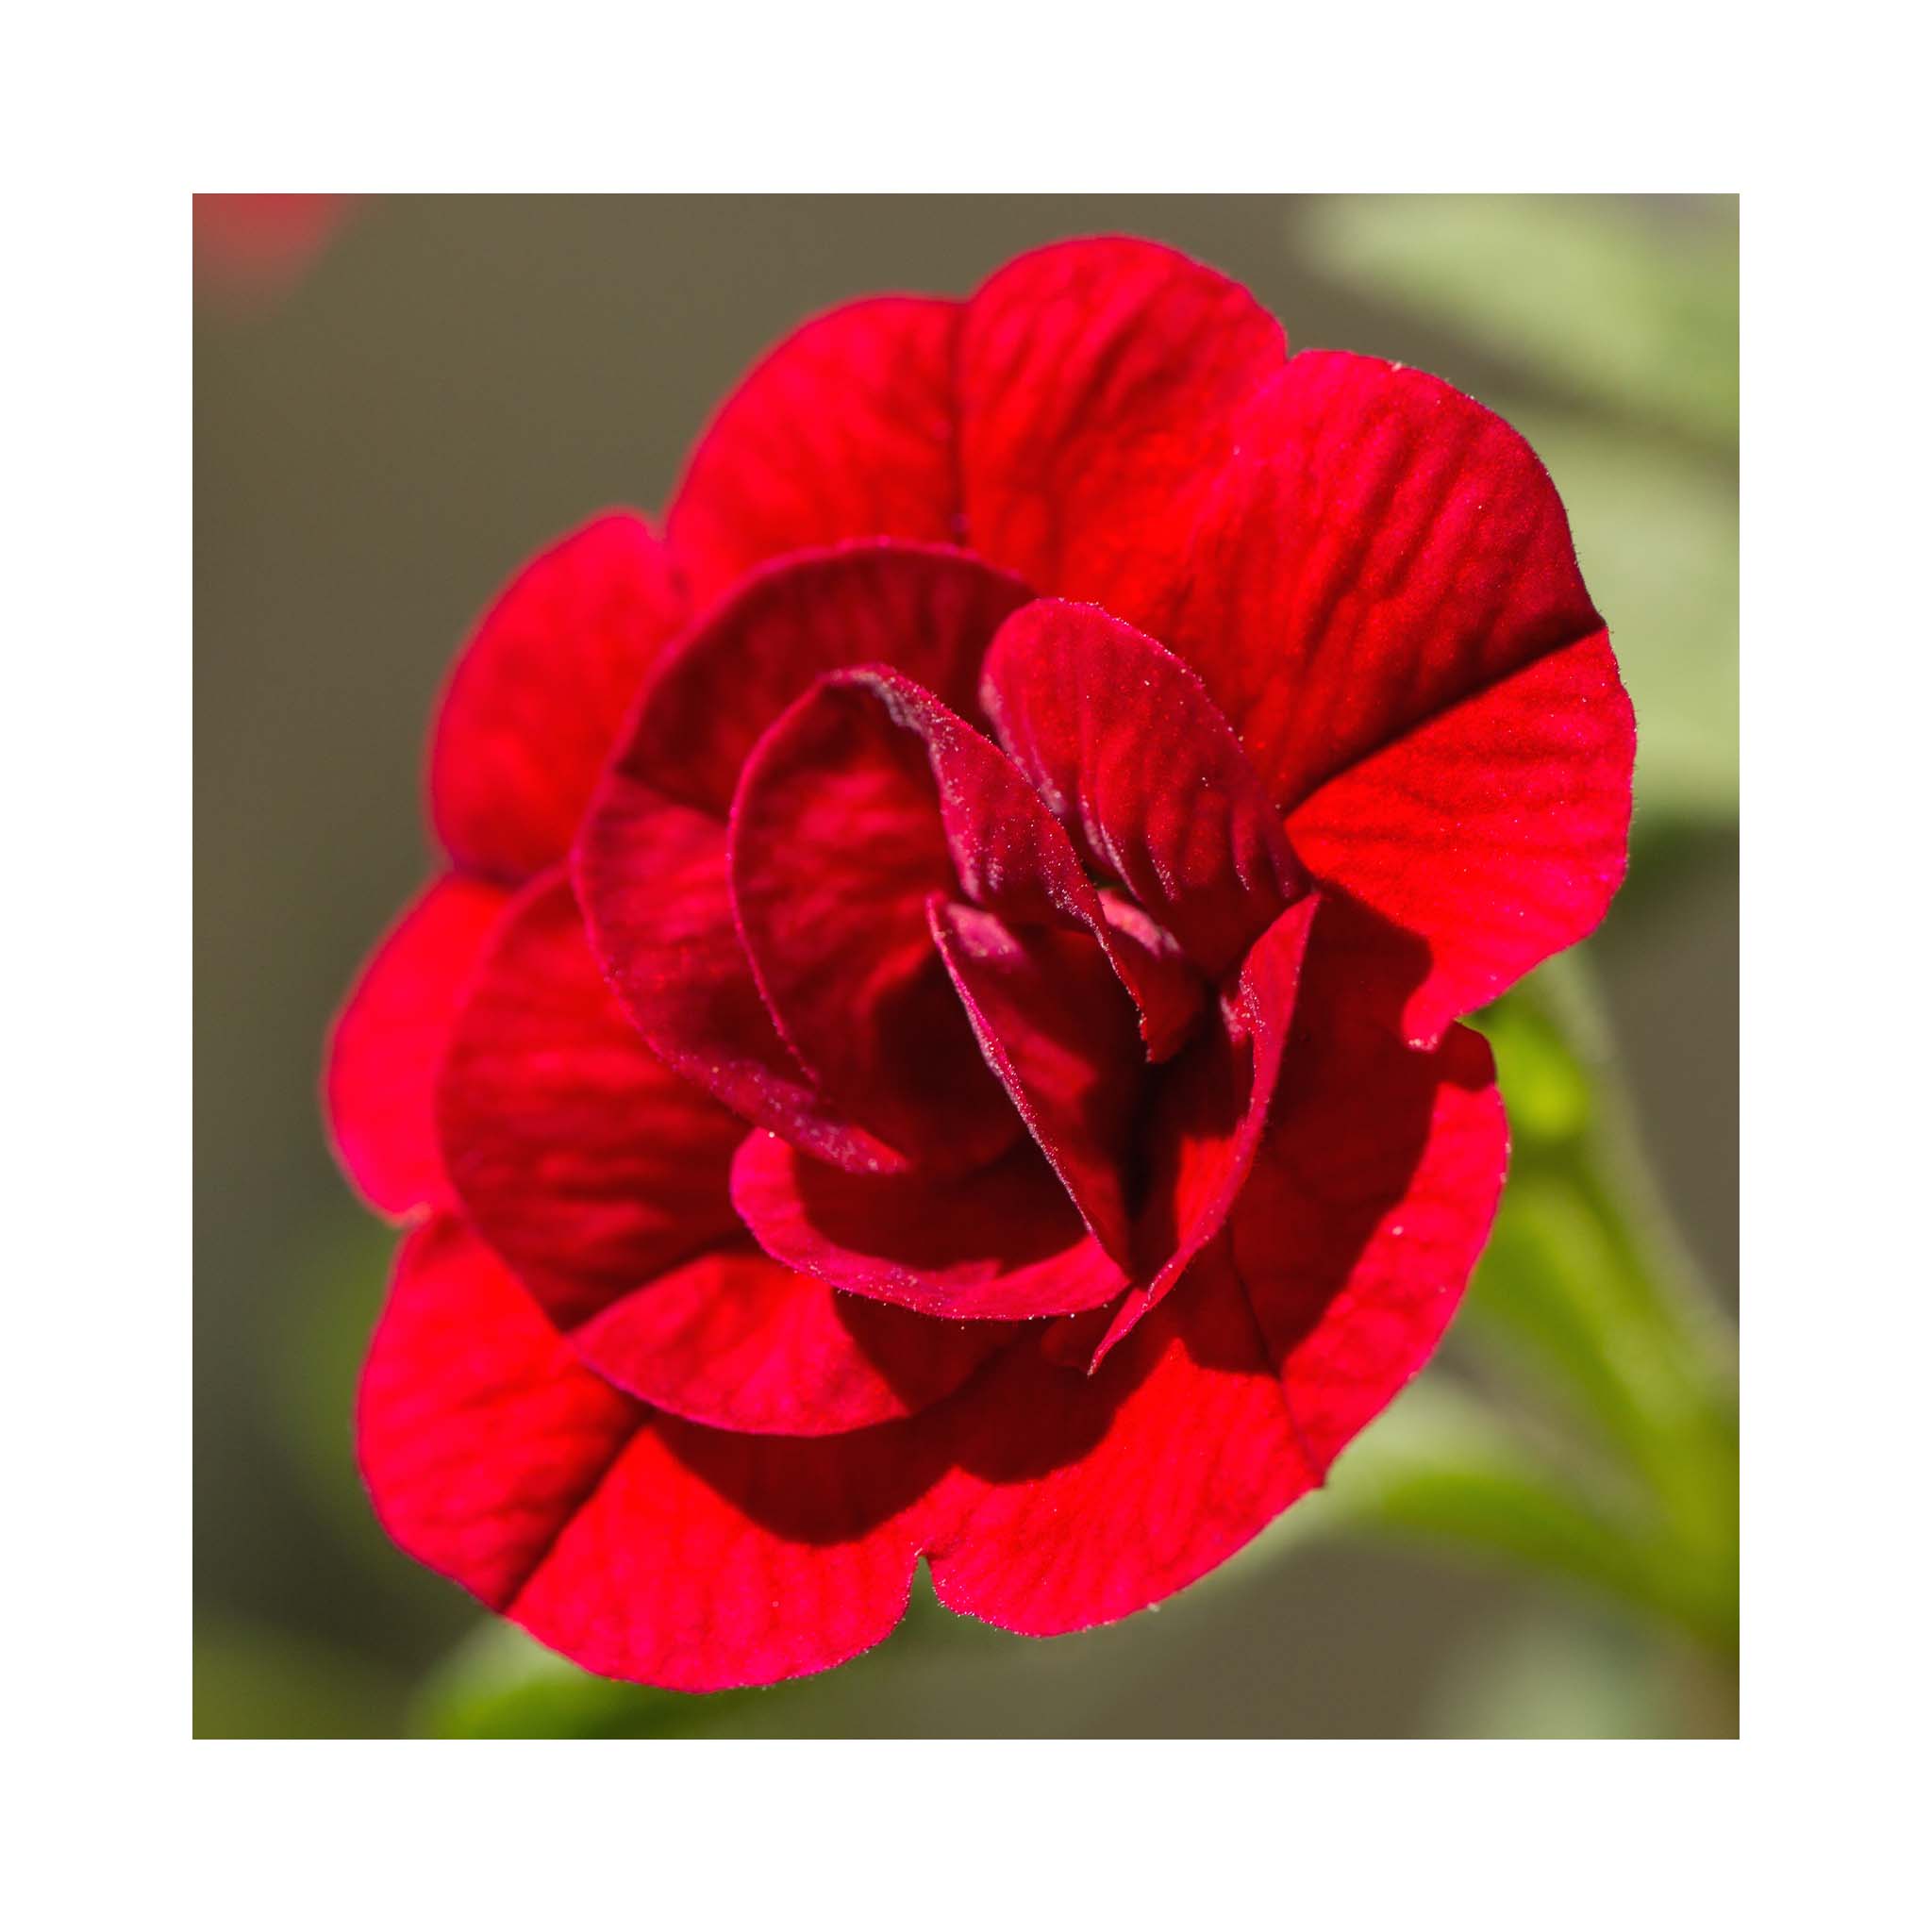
668,298,962,608
1287,630,1635,1043
727,673,1020,1172
980,600,1302,974
573,1241,1013,1436
434,872,745,1328
1154,352,1607,814
360,1218,943,1690
1233,1018,1507,1474
429,513,688,882
958,237,1285,596
574,547,1031,1174
512,1410,950,1693
924,1246,1317,1637
358,1216,643,1609
324,874,510,1218
1091,893,1321,1363
732,1130,1127,1321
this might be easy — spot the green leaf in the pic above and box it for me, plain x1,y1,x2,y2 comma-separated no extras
1303,194,1738,447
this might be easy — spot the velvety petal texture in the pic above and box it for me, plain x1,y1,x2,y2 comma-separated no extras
337,234,1632,1694
981,600,1302,974
434,872,745,1327
575,545,1031,1174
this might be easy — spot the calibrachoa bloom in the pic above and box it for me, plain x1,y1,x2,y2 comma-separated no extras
327,237,1633,1690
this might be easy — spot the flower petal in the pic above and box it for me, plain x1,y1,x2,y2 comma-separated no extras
924,1245,1316,1637
928,902,1142,1262
624,543,1032,817
732,1130,1127,1321
1091,892,1321,1363
360,1217,942,1690
434,871,746,1328
358,1216,643,1610
1232,1018,1507,1474
1155,352,1607,814
575,547,1031,1173
727,673,1021,1173
429,513,688,882
324,874,510,1218
980,599,1302,974
511,1404,945,1692
668,298,962,608
958,237,1284,595
1287,630,1634,1043
573,1241,1013,1436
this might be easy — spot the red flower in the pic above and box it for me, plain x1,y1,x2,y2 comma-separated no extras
327,238,1632,1690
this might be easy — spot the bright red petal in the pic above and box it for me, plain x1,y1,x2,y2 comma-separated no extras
958,237,1284,595
434,872,746,1328
727,673,1020,1172
573,1241,1012,1436
361,1217,941,1690
924,1246,1317,1637
1232,1018,1507,1474
668,298,963,609
358,1216,643,1609
732,1130,1127,1321
1287,630,1635,1043
1154,352,1606,815
430,513,688,882
980,599,1302,974
324,874,510,1218
1092,893,1321,1362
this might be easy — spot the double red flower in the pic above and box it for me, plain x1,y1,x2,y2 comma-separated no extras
327,237,1633,1690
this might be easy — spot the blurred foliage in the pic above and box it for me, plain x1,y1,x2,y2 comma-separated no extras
200,194,1738,1738
1304,194,1738,447
1306,194,1739,834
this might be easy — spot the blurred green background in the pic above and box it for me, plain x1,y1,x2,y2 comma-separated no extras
193,194,1738,1739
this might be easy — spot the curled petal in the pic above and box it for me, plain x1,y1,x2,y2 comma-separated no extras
575,548,1032,1171
573,782,900,1173
981,599,1302,974
928,902,1143,1262
959,236,1284,595
732,1130,1127,1322
573,1241,1013,1436
1091,892,1321,1363
669,298,962,608
324,874,510,1218
434,871,745,1328
728,673,1020,1172
430,513,688,882
625,543,1030,817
